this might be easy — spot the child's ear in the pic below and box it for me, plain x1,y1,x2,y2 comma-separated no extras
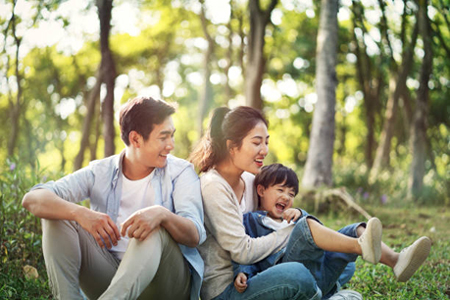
256,184,265,198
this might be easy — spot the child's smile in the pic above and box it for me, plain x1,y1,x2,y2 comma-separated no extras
258,182,296,220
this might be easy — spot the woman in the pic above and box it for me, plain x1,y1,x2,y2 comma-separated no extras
190,106,323,300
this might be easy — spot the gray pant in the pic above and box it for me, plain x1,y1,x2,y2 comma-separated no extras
42,219,191,300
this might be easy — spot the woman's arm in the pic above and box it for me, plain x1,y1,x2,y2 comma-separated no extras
202,179,292,264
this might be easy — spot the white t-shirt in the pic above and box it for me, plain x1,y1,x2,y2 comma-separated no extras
261,216,295,231
110,171,155,259
241,172,256,214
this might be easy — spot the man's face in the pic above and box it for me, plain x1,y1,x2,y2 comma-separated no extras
139,116,175,169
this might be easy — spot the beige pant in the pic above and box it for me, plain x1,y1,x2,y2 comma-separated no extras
42,219,191,300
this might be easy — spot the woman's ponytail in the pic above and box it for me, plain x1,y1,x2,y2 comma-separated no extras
190,106,267,173
190,107,230,173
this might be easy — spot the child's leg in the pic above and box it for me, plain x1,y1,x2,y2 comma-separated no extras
307,218,362,255
281,216,359,296
307,217,382,264
357,222,432,282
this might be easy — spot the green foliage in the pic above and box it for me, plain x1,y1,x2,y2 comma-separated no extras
332,160,450,207
0,158,60,298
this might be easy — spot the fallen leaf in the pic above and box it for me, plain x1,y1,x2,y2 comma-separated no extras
23,265,39,280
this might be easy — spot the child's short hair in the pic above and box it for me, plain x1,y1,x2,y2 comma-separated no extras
254,163,299,196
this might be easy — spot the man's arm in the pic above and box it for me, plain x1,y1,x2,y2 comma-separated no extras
122,162,204,247
121,205,199,247
22,189,120,249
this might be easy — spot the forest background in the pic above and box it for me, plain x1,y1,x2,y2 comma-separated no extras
1,0,449,298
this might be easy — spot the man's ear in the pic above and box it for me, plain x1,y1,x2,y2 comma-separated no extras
128,131,142,147
256,184,265,198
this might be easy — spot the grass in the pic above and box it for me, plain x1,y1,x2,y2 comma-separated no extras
318,205,450,299
2,205,449,299
1,158,449,299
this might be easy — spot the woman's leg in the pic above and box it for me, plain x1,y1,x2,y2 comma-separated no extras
216,262,321,300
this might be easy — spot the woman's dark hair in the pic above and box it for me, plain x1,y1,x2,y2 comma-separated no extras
190,106,268,173
119,96,175,146
254,163,299,196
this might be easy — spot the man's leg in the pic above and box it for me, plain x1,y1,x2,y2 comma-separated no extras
99,227,191,300
42,219,119,299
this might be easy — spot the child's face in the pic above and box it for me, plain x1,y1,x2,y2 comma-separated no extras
257,182,295,220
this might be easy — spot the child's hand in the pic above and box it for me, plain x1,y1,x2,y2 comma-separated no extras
283,208,302,223
234,272,248,293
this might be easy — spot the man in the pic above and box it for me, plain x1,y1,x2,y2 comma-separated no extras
22,96,206,299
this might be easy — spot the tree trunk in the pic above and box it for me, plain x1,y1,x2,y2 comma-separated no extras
198,1,214,136
224,7,234,103
74,69,103,171
7,11,23,157
351,1,379,168
301,0,339,188
408,0,433,198
90,101,102,161
245,0,278,109
97,0,116,157
369,14,419,183
237,9,245,77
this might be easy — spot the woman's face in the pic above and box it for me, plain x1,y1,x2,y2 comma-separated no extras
229,121,269,174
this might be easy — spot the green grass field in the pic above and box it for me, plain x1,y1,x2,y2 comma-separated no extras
320,205,450,299
1,188,449,299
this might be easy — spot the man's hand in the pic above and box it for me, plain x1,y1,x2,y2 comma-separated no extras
282,208,302,223
234,272,248,293
121,206,168,241
76,208,121,249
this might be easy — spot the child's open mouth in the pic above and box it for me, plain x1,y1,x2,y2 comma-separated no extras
276,203,286,212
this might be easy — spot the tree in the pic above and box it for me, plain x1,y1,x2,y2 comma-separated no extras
245,0,278,109
369,4,419,183
350,0,383,168
198,0,215,136
5,1,23,158
408,0,433,198
301,0,339,188
73,69,102,171
97,0,117,157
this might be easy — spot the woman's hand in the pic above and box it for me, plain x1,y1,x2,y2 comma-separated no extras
234,272,248,293
282,208,302,223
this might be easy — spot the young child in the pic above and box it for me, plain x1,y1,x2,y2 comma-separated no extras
234,164,431,296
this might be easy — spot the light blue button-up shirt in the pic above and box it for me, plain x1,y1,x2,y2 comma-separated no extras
32,151,206,300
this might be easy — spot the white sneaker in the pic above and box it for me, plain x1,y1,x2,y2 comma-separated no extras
357,217,382,264
394,236,431,282
328,289,363,300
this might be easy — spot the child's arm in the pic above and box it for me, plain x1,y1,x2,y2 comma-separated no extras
234,272,248,293
283,208,309,223
283,208,302,223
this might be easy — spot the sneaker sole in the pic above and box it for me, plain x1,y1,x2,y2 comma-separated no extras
363,217,382,264
396,237,431,282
